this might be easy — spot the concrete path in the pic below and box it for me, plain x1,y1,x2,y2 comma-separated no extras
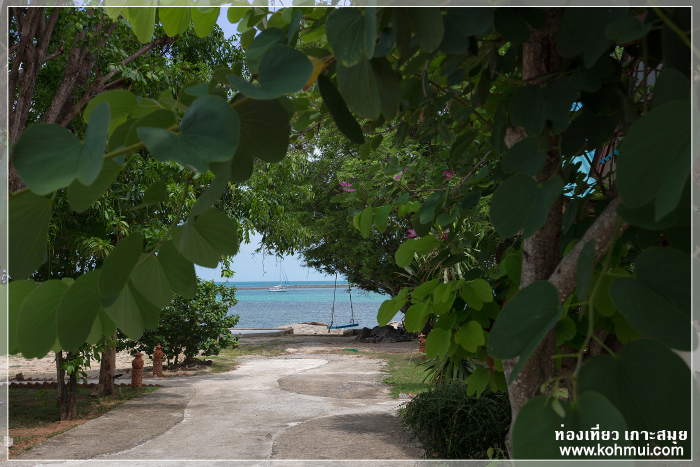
12,355,423,464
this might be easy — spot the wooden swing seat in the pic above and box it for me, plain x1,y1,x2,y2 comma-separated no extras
327,323,359,329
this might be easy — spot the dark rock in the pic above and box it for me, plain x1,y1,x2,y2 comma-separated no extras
14,373,24,381
354,325,409,343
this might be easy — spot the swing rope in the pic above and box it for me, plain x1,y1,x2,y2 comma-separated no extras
348,282,355,324
328,273,337,333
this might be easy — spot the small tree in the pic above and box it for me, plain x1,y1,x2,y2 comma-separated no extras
120,279,239,367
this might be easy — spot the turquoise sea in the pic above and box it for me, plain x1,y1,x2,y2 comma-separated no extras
221,281,399,329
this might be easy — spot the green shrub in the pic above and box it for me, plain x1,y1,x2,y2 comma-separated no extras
119,279,239,366
399,380,511,459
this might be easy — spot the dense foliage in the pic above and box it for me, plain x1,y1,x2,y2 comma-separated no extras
120,279,239,366
400,381,511,459
7,5,693,460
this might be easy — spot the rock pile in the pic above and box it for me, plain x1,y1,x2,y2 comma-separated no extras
354,325,410,343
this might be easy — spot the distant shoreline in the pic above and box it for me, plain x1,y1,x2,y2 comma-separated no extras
236,284,347,290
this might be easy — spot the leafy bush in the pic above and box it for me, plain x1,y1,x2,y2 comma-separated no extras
120,279,239,366
400,381,511,459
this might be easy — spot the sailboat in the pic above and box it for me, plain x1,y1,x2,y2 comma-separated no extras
268,262,288,292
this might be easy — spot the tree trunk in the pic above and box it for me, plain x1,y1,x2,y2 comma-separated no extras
55,351,78,421
501,8,564,456
99,332,117,396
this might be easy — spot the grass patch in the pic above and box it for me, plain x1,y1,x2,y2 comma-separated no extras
9,385,157,456
376,353,430,398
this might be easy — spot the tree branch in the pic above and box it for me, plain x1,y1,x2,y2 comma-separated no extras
100,36,177,86
548,196,629,303
42,45,65,64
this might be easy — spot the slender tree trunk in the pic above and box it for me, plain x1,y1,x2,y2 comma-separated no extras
501,8,564,456
99,332,117,396
55,351,78,421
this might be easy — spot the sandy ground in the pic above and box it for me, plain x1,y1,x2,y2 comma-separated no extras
6,352,154,382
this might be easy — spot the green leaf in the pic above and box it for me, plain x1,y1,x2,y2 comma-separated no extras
159,3,191,37
489,174,563,238
158,240,197,299
494,8,534,44
408,8,444,53
190,160,231,217
133,180,167,209
616,101,690,219
234,98,291,163
125,5,156,43
9,281,37,354
139,95,239,173
191,6,220,37
460,190,481,211
576,239,597,301
456,321,485,352
246,27,286,73
470,279,493,303
14,103,110,195
579,339,691,452
488,281,562,383
130,254,173,308
377,298,406,326
104,280,159,339
84,90,138,123
98,232,144,298
419,191,444,225
359,206,373,238
426,328,450,360
512,393,628,459
9,192,52,280
374,205,391,234
413,279,439,301
605,16,652,44
370,134,383,150
436,206,458,227
404,300,431,333
509,85,545,136
227,6,249,24
171,208,239,268
555,317,577,346
18,280,70,358
364,7,376,57
610,247,690,350
466,368,490,398
67,160,122,213
502,137,546,176
592,268,629,317
56,271,102,352
370,57,401,121
228,45,312,99
440,8,493,54
358,141,371,160
460,283,482,310
124,109,176,148
395,236,439,268
557,8,613,58
653,67,691,107
85,316,103,345
336,59,382,121
561,108,618,157
98,308,117,337
317,74,365,145
542,77,578,129
326,8,366,67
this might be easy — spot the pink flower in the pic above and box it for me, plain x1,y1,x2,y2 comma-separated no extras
339,181,356,192
444,170,454,181
436,229,450,240
394,172,403,181
407,229,417,238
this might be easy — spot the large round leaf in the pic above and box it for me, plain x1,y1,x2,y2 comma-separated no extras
9,280,37,354
158,240,197,299
14,102,110,194
610,247,690,350
104,279,160,340
139,95,239,173
326,8,367,67
246,27,286,73
18,280,70,358
228,45,313,99
488,281,562,383
67,160,122,213
234,98,290,163
512,393,629,459
336,57,382,120
159,2,192,37
171,208,239,268
616,101,690,218
579,339,691,455
98,232,144,298
56,271,102,352
9,192,52,280
317,74,364,144
130,254,174,308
